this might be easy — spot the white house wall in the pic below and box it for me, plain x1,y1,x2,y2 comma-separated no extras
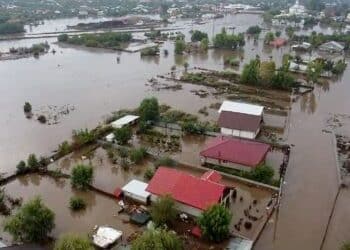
220,127,257,139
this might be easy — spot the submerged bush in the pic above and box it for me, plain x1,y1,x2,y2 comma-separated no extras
71,164,93,190
55,234,93,250
129,147,147,164
154,157,177,168
69,197,86,211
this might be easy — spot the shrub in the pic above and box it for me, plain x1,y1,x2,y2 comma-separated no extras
191,30,208,42
144,168,155,180
69,197,86,211
37,115,47,124
154,157,177,168
129,147,147,164
72,129,95,147
250,165,274,184
57,34,69,42
58,141,72,156
198,204,232,242
23,102,32,113
150,195,177,226
175,39,186,54
27,154,39,170
4,197,55,242
138,97,160,122
55,234,93,250
132,229,183,250
71,164,93,190
246,25,262,35
16,161,28,174
114,126,132,145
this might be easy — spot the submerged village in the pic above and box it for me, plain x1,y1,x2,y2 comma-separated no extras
1,0,350,249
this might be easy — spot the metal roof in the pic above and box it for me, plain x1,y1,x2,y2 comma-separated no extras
111,115,139,129
218,101,263,116
122,180,150,199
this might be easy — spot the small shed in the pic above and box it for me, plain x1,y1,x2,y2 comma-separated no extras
319,41,344,53
105,133,115,142
111,115,139,129
121,180,151,204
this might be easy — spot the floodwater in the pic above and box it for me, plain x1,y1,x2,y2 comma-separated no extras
0,174,140,243
0,13,350,250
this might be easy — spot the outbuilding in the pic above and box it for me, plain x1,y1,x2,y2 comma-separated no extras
218,101,264,139
111,115,139,129
200,136,271,171
121,180,151,204
146,167,232,217
319,41,344,53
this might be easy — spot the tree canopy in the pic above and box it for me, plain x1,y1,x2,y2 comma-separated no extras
138,97,160,122
246,25,262,35
114,126,132,145
71,164,93,190
213,28,245,49
175,39,186,54
191,30,208,42
131,229,183,250
4,197,55,242
198,204,232,243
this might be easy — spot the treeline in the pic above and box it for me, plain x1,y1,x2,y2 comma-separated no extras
0,22,24,35
57,32,132,49
293,32,350,49
241,59,296,90
9,42,50,55
213,28,245,49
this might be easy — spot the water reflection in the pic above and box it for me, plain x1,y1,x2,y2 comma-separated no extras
300,92,317,114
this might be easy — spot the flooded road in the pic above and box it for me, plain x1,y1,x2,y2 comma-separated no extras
1,13,350,250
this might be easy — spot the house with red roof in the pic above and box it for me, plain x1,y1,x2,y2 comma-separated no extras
200,136,271,171
218,101,264,139
270,38,287,47
146,167,232,217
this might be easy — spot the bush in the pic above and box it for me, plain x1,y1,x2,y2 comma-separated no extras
114,126,132,145
191,30,208,42
129,147,147,164
341,242,350,250
175,39,186,54
4,197,55,242
57,34,69,42
27,154,39,170
138,97,160,122
55,234,93,250
58,141,72,156
250,165,274,184
246,25,262,35
0,22,24,35
69,197,86,211
16,161,27,174
198,204,232,242
72,129,96,147
132,229,183,250
154,157,177,168
144,168,155,180
23,102,32,113
213,28,245,49
150,195,177,226
37,115,47,124
71,164,93,190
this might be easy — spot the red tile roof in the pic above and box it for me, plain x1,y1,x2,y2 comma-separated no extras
146,167,226,210
200,137,270,167
270,38,287,47
218,111,262,132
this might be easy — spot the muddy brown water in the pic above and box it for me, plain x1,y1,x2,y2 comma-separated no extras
1,13,350,250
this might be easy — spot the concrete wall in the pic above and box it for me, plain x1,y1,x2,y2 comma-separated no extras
220,127,259,139
124,191,148,204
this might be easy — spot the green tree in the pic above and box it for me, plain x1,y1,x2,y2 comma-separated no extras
264,32,275,44
198,204,232,243
129,147,147,164
132,229,183,250
55,234,93,250
71,164,93,190
241,59,260,85
259,61,276,85
275,31,281,37
69,196,86,211
200,38,209,51
4,197,55,242
27,154,39,170
191,30,208,42
114,126,132,145
250,165,274,184
57,34,69,42
213,28,245,49
58,141,71,156
183,62,189,72
150,195,177,226
307,60,324,83
23,102,32,113
285,26,295,39
138,97,160,122
175,39,186,54
246,25,262,35
16,160,27,174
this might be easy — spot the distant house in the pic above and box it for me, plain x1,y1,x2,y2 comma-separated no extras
200,136,271,171
319,41,344,53
111,115,139,129
270,38,287,47
291,42,311,51
218,101,264,139
146,167,232,217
